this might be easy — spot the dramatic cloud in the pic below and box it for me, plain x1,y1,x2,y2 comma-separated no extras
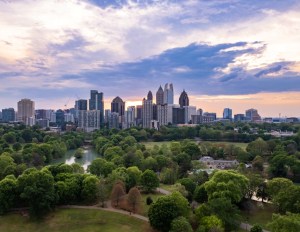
0,0,299,116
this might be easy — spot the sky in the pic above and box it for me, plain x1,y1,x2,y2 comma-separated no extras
1,0,300,117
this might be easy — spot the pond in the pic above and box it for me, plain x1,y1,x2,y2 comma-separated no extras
51,147,99,170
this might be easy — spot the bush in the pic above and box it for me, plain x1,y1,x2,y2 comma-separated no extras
146,196,153,205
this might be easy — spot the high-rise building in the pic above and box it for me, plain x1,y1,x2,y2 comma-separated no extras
75,99,88,111
183,106,196,124
179,90,189,107
109,112,119,129
89,90,104,124
172,106,185,124
156,85,164,105
136,105,143,126
157,104,168,126
17,99,35,125
203,112,217,121
2,108,15,122
147,91,153,101
78,110,101,132
64,113,74,123
152,104,158,120
111,96,125,116
56,109,65,127
142,91,153,128
245,109,261,122
124,106,136,129
163,83,174,104
104,109,111,124
35,109,47,120
234,114,246,122
223,108,233,120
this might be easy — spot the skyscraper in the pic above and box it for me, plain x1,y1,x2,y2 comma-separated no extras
17,99,35,125
223,108,233,120
124,106,136,129
1,108,15,122
179,90,189,107
156,85,164,105
111,96,125,116
163,83,174,104
142,91,153,128
75,99,88,110
245,109,261,122
89,90,104,124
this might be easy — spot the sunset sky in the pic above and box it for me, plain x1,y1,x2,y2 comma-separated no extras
1,0,300,117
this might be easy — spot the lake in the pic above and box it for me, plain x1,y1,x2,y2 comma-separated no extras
51,147,99,170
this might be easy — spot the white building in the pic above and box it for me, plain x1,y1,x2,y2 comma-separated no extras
78,110,101,132
184,106,196,124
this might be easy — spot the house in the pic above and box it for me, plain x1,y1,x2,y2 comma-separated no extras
199,156,239,169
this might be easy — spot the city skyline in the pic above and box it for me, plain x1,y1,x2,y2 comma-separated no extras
1,0,300,117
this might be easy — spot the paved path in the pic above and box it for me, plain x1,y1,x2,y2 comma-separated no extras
156,187,171,195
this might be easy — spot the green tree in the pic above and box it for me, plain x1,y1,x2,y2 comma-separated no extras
169,216,193,232
0,176,17,214
126,166,142,190
89,158,115,177
74,148,84,159
81,175,99,203
140,169,159,193
246,138,268,157
250,224,263,232
148,192,190,232
268,213,300,232
199,215,224,232
204,170,249,203
18,169,56,218
252,155,264,172
194,184,208,203
0,153,16,180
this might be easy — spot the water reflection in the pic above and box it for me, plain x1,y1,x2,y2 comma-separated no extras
51,147,99,171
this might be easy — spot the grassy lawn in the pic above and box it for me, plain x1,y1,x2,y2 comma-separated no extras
142,141,248,151
159,184,177,193
141,192,164,216
241,202,275,230
0,208,153,232
208,141,248,151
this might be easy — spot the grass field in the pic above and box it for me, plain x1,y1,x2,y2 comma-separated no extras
142,140,248,151
241,202,275,230
0,208,153,232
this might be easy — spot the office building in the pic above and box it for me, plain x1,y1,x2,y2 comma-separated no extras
157,104,168,126
136,105,143,126
64,113,74,123
124,106,136,129
17,99,35,125
56,109,65,127
111,96,125,116
36,109,47,120
36,119,49,128
89,90,104,124
245,109,261,122
104,109,111,124
179,90,189,107
156,85,164,105
1,108,15,122
203,112,217,121
109,112,119,129
234,114,246,122
163,83,174,104
142,91,153,128
78,110,101,132
223,108,233,120
75,99,88,110
172,106,185,124
184,106,196,124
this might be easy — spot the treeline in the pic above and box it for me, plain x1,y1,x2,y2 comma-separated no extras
0,125,85,179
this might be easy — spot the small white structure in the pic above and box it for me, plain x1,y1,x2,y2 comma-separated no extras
199,156,239,169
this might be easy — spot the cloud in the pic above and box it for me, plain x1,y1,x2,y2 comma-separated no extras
0,0,300,116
